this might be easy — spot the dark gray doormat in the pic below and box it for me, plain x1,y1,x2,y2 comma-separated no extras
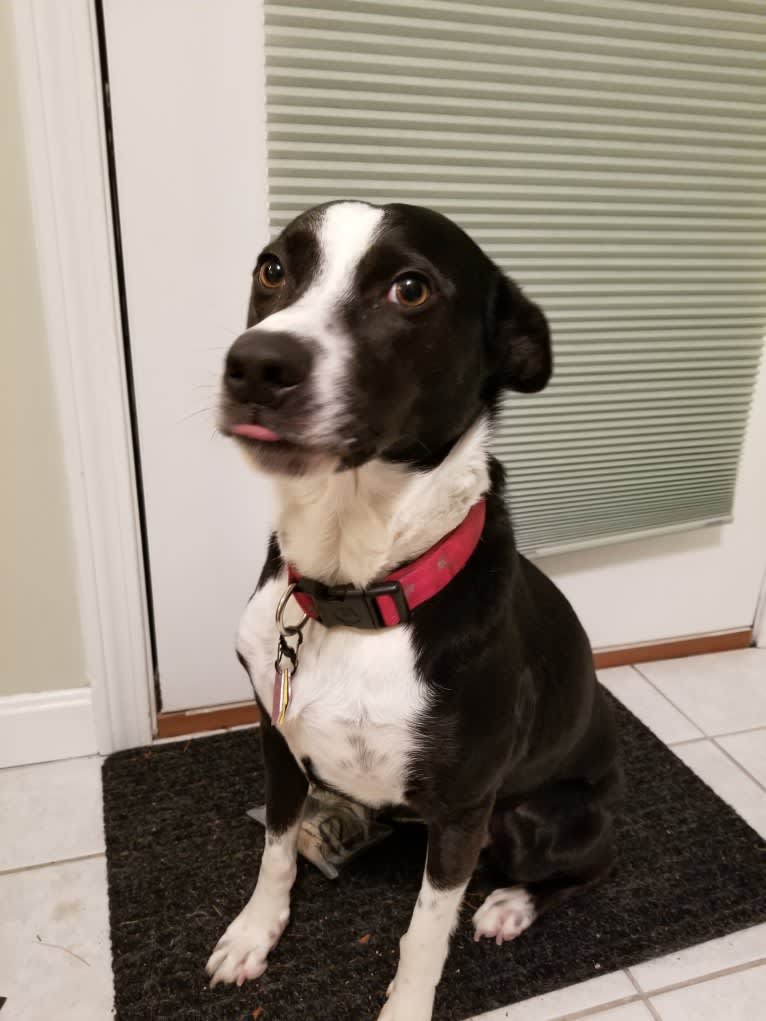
103,693,766,1021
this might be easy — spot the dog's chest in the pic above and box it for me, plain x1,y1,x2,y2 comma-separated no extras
237,571,426,807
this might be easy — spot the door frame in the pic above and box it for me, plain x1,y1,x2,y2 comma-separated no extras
10,0,154,752
755,569,766,649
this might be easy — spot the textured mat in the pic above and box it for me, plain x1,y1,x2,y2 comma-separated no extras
103,693,766,1021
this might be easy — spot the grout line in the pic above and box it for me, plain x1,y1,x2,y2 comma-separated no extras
0,753,103,775
487,991,643,1021
626,970,663,1020
470,923,766,1019
625,970,642,993
628,668,766,782
632,668,712,738
0,851,105,878
711,723,766,740
632,953,766,1001
620,667,765,749
604,666,706,746
463,980,642,1021
550,992,641,1021
712,738,766,795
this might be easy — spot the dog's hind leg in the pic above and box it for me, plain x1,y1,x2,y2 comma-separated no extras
473,768,621,945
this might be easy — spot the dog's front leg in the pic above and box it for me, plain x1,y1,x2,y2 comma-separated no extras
378,798,493,1021
206,714,308,987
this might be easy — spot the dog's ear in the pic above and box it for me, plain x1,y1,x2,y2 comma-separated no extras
488,272,552,393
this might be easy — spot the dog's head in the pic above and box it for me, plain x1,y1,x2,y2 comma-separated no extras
219,201,551,475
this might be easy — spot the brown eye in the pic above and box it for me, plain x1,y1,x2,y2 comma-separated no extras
257,257,285,289
387,274,431,307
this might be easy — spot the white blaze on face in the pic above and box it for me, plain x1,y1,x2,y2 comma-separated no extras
253,201,385,443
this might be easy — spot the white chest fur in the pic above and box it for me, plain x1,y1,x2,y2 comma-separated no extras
237,569,427,807
236,420,492,808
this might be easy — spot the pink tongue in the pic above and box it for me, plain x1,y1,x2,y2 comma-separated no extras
231,423,281,443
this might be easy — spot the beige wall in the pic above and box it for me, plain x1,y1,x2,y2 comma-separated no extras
0,6,87,695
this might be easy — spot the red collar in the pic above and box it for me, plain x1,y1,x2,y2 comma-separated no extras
288,499,486,629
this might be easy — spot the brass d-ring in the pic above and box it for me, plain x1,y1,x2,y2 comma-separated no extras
276,582,309,637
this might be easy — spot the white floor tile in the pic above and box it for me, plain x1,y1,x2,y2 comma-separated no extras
650,963,766,1021
598,667,703,744
0,757,105,871
717,729,766,789
630,922,766,992
673,740,766,838
0,857,113,1021
465,971,636,1020
579,1005,654,1021
636,648,766,736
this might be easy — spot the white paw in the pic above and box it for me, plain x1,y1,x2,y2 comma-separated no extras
473,886,536,945
377,974,435,1021
205,904,290,987
377,987,434,1021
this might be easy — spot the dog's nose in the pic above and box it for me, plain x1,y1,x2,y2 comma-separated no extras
224,330,312,407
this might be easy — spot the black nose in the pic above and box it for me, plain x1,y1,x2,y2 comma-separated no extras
224,330,312,407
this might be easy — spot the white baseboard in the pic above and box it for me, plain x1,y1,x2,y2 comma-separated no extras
0,688,98,768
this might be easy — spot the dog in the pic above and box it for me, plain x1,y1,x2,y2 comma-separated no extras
208,201,622,1020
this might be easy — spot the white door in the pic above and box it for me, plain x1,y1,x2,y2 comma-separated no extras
103,0,766,713
102,0,273,712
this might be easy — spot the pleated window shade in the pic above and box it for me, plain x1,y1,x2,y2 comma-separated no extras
264,0,766,555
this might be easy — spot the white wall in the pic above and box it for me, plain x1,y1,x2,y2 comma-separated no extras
0,3,87,697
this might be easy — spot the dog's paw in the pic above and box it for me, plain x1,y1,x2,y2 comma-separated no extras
376,981,434,1021
473,886,536,945
206,905,290,988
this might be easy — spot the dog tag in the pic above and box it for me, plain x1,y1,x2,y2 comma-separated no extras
273,665,292,727
272,631,302,728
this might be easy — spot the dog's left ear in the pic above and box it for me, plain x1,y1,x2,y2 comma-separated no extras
487,272,552,393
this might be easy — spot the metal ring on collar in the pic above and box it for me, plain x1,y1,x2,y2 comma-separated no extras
275,582,309,637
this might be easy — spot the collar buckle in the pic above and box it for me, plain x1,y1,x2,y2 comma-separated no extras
294,578,411,630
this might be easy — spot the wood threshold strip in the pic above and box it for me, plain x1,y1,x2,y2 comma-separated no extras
157,702,260,738
156,628,753,738
592,627,752,669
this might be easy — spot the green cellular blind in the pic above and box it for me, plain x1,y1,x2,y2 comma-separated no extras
263,0,766,555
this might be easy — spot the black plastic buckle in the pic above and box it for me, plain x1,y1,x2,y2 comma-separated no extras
295,577,411,630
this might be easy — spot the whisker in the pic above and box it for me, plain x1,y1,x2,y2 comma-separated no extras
178,407,214,424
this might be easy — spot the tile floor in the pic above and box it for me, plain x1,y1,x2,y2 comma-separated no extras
1,648,764,1021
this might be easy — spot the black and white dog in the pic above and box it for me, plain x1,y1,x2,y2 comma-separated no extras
209,201,621,1020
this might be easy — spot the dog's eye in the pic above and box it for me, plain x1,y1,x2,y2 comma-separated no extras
387,274,431,308
257,257,285,289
